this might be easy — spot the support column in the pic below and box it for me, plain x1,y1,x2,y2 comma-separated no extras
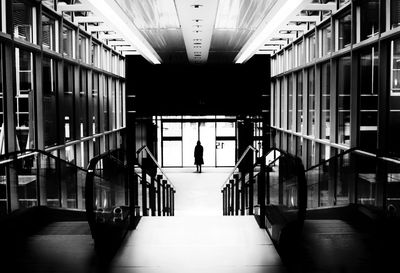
156,174,162,216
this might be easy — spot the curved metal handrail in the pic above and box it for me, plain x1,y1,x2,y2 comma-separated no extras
220,145,257,189
136,145,175,189
305,147,359,172
0,149,88,172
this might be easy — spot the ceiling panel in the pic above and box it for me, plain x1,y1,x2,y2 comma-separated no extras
210,0,278,58
114,0,185,62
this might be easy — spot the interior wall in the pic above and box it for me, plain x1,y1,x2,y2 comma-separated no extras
126,55,270,116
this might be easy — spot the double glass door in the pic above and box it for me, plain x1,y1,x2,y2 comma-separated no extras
162,121,236,167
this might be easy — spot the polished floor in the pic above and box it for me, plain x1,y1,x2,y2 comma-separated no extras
109,216,285,273
108,167,285,272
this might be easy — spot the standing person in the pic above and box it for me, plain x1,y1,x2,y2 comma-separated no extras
194,140,204,173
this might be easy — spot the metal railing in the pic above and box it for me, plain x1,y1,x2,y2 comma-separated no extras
0,149,90,217
221,147,307,245
136,146,176,217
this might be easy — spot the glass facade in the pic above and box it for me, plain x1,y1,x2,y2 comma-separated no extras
0,0,126,213
159,117,239,167
270,1,400,209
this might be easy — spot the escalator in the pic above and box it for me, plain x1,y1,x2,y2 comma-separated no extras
0,147,175,272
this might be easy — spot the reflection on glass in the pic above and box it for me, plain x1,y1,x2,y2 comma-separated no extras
43,57,57,147
0,165,7,216
308,67,315,136
13,0,33,43
42,14,55,50
359,47,378,152
338,13,351,49
391,0,400,29
288,75,293,131
0,44,4,155
216,140,235,166
321,62,330,140
359,0,379,41
337,55,351,145
15,48,35,151
296,71,303,133
321,25,331,56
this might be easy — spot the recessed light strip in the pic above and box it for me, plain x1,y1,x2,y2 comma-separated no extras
81,0,161,64
234,0,307,64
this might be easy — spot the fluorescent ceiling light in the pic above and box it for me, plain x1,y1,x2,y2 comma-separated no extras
81,0,161,64
214,0,240,29
115,0,180,29
235,0,306,64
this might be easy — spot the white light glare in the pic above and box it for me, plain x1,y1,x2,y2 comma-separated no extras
84,0,161,64
235,0,304,64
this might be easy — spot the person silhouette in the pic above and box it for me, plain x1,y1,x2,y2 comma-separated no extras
194,140,204,173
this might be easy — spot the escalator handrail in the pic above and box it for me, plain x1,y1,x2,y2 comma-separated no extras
0,149,88,172
304,147,359,172
221,145,257,189
136,145,175,189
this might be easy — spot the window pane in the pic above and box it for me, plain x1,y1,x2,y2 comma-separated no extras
391,0,400,29
62,26,73,56
63,64,74,142
337,55,351,146
42,14,55,50
216,122,235,136
322,25,332,56
360,0,379,41
13,0,33,43
338,13,351,49
288,75,293,131
0,44,4,155
163,122,182,137
163,141,182,167
43,57,57,147
296,71,303,133
389,39,400,158
15,48,35,151
308,67,315,136
359,47,378,153
321,62,330,140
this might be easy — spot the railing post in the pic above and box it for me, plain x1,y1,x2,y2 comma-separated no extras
227,183,231,216
150,175,156,216
240,172,246,215
156,174,162,216
229,179,234,215
234,174,240,215
249,169,254,215
222,188,226,215
258,157,266,228
142,170,148,216
130,172,138,221
171,189,175,216
162,180,167,216
166,184,171,216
